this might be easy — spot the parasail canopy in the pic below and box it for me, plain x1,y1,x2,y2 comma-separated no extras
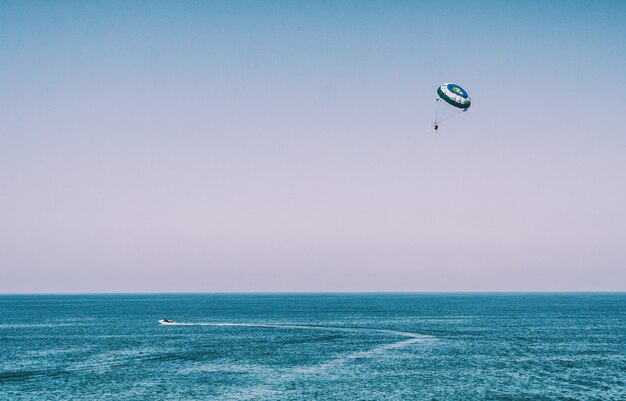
437,83,471,110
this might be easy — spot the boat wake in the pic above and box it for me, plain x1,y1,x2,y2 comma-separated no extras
160,321,435,399
159,321,430,341
160,321,433,362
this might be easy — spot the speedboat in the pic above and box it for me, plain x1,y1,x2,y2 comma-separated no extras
158,319,176,325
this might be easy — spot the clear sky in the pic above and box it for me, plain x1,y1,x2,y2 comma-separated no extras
1,1,625,292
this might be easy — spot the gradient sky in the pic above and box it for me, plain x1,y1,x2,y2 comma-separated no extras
1,1,625,292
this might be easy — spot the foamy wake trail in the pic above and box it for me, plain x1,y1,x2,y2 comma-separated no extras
165,321,430,341
165,322,433,359
165,321,434,399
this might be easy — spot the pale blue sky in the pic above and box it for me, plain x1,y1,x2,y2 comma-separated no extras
1,1,625,292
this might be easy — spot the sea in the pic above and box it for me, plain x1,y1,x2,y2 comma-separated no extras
0,293,624,400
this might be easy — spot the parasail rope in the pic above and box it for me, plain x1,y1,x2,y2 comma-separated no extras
175,293,216,321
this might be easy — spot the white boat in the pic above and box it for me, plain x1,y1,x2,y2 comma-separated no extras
158,319,176,325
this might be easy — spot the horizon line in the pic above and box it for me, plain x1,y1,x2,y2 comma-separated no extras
1,291,624,296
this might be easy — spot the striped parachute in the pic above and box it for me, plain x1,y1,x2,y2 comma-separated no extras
434,83,471,131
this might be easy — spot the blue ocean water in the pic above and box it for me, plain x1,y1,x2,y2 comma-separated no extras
0,293,624,400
